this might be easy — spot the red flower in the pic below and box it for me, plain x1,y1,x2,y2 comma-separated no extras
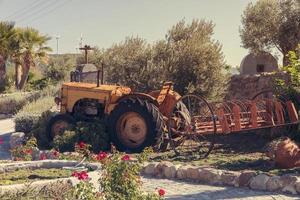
158,188,166,196
121,154,130,161
71,171,78,177
96,152,107,161
0,138,3,145
78,141,86,149
39,153,47,160
25,149,32,155
15,157,23,161
72,171,89,180
52,150,59,158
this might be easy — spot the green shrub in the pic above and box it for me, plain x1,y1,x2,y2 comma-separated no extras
275,44,300,142
53,130,78,152
0,92,40,114
53,119,110,153
0,83,59,115
27,77,50,91
29,110,57,149
14,96,56,133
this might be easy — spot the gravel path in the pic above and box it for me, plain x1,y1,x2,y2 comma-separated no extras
0,118,14,160
142,177,299,200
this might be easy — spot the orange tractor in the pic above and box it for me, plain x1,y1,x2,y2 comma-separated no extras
47,70,192,153
48,69,299,157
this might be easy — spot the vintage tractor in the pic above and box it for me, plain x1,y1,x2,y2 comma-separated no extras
47,69,299,158
47,70,190,153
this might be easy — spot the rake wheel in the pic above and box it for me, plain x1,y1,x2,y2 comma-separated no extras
167,94,217,158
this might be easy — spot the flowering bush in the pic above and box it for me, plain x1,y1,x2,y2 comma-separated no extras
39,152,47,160
75,141,92,158
72,171,89,181
10,137,37,161
69,147,165,200
51,149,60,158
96,151,108,161
71,170,99,199
98,148,165,200
53,119,110,153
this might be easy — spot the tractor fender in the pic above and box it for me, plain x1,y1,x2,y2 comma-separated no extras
116,93,160,107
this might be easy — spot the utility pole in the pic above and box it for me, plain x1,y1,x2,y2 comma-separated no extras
79,45,94,64
79,33,83,48
55,35,60,54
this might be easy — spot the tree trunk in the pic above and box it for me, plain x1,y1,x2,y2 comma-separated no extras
15,63,22,90
283,52,290,67
0,55,6,92
17,53,31,90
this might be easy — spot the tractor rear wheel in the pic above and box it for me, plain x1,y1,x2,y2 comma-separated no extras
108,98,164,153
47,114,75,140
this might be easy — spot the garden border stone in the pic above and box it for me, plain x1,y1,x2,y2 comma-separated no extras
0,160,101,195
141,161,300,195
0,114,12,120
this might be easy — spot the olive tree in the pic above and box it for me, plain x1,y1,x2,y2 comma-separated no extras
96,19,227,99
240,0,300,65
154,19,227,99
100,37,158,92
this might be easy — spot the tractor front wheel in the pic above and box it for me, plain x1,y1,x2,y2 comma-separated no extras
47,114,75,140
108,98,164,153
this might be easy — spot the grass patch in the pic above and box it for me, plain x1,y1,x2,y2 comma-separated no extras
150,132,300,176
0,168,72,185
14,95,56,133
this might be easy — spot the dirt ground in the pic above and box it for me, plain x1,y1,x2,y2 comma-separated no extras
150,130,300,175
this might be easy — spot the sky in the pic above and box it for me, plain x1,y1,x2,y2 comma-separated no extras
0,0,258,67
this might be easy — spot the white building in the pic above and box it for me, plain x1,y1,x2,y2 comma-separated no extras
240,52,278,75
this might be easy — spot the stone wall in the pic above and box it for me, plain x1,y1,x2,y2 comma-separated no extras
142,161,300,195
225,72,289,100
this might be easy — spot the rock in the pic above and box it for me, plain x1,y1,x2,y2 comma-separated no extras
9,132,25,149
198,168,222,184
295,181,300,194
282,184,297,195
268,138,300,168
0,114,10,120
31,147,41,160
280,175,298,185
176,166,189,179
143,163,158,176
186,166,200,180
249,174,270,190
155,161,173,178
163,164,177,179
266,176,283,192
280,175,299,195
221,171,240,186
238,171,257,187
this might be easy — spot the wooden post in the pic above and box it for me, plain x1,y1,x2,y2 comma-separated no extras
266,99,275,126
232,105,241,131
286,101,299,123
216,108,230,133
274,101,285,124
250,101,258,128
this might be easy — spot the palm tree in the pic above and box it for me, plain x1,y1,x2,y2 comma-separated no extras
0,21,17,91
16,28,52,90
